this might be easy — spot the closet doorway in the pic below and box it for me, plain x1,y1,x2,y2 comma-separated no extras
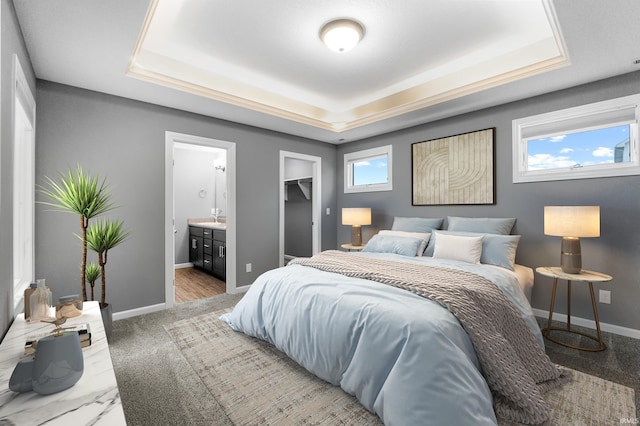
279,151,322,267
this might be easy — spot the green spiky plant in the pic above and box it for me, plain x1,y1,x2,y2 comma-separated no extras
86,219,130,306
85,262,101,302
38,166,114,301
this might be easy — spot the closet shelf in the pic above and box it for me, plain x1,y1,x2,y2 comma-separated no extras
284,177,312,201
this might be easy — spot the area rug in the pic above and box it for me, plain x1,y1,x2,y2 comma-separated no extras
165,309,636,425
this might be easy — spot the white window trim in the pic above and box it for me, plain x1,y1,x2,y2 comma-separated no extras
344,145,393,193
12,54,36,313
512,94,640,183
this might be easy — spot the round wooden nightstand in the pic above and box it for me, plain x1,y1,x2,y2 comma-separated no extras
536,266,612,352
340,243,365,252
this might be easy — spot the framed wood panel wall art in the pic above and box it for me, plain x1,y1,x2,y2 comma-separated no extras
412,128,495,205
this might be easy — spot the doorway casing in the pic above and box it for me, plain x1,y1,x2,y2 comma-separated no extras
165,131,237,310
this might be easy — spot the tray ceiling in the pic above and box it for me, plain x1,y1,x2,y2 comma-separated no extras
14,0,640,143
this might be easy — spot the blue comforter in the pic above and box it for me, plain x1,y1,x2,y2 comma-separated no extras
221,252,542,425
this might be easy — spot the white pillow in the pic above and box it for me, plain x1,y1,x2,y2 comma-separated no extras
379,230,431,256
432,232,483,264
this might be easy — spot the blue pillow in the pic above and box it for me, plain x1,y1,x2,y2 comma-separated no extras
379,230,431,257
362,234,423,257
424,231,520,271
446,216,516,235
391,217,444,233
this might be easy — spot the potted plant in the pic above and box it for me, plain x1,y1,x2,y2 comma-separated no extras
38,166,114,302
39,165,128,336
85,262,101,303
86,218,129,337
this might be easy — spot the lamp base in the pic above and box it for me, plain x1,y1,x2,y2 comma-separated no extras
351,225,362,247
560,237,582,274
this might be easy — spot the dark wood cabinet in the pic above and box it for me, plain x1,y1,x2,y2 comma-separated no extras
202,228,214,273
189,226,204,269
212,229,226,280
189,225,226,281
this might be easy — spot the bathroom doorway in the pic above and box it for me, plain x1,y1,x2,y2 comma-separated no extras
164,132,237,310
173,143,226,302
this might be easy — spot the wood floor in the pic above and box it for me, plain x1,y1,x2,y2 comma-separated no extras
175,267,225,303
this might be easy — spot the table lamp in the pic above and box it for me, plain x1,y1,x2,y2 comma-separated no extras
544,206,600,274
342,208,371,246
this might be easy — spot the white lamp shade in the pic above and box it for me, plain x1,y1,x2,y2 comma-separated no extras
544,206,600,238
342,208,371,226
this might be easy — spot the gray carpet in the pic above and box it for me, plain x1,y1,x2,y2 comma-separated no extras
535,317,640,418
109,294,639,425
109,294,243,426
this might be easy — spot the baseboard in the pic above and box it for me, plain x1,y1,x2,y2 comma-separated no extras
532,308,640,340
231,285,251,294
112,286,245,320
113,303,166,321
174,263,192,269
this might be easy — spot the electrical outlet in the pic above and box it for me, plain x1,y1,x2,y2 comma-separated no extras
599,290,611,304
326,208,331,215
246,263,252,273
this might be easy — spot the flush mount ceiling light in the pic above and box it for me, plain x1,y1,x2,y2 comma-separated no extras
320,19,364,53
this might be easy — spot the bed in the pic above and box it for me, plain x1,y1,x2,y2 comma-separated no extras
221,217,568,425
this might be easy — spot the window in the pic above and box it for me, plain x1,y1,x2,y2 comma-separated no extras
512,94,640,183
344,145,392,193
13,55,36,312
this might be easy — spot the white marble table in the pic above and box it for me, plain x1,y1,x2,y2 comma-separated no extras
0,301,126,424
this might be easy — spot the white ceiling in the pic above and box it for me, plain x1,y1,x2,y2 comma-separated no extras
13,0,640,144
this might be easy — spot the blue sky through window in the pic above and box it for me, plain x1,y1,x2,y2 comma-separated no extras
527,124,630,170
353,156,388,185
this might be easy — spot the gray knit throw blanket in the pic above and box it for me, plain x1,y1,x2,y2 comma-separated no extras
289,251,571,425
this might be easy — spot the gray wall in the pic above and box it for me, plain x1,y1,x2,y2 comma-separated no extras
1,0,37,339
34,81,337,314
337,70,640,331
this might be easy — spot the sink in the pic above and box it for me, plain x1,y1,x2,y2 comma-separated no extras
192,222,226,230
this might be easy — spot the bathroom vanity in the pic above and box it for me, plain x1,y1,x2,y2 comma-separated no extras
188,222,226,281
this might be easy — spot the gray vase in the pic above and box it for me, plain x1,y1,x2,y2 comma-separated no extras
32,332,84,395
9,332,85,394
7,331,84,396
